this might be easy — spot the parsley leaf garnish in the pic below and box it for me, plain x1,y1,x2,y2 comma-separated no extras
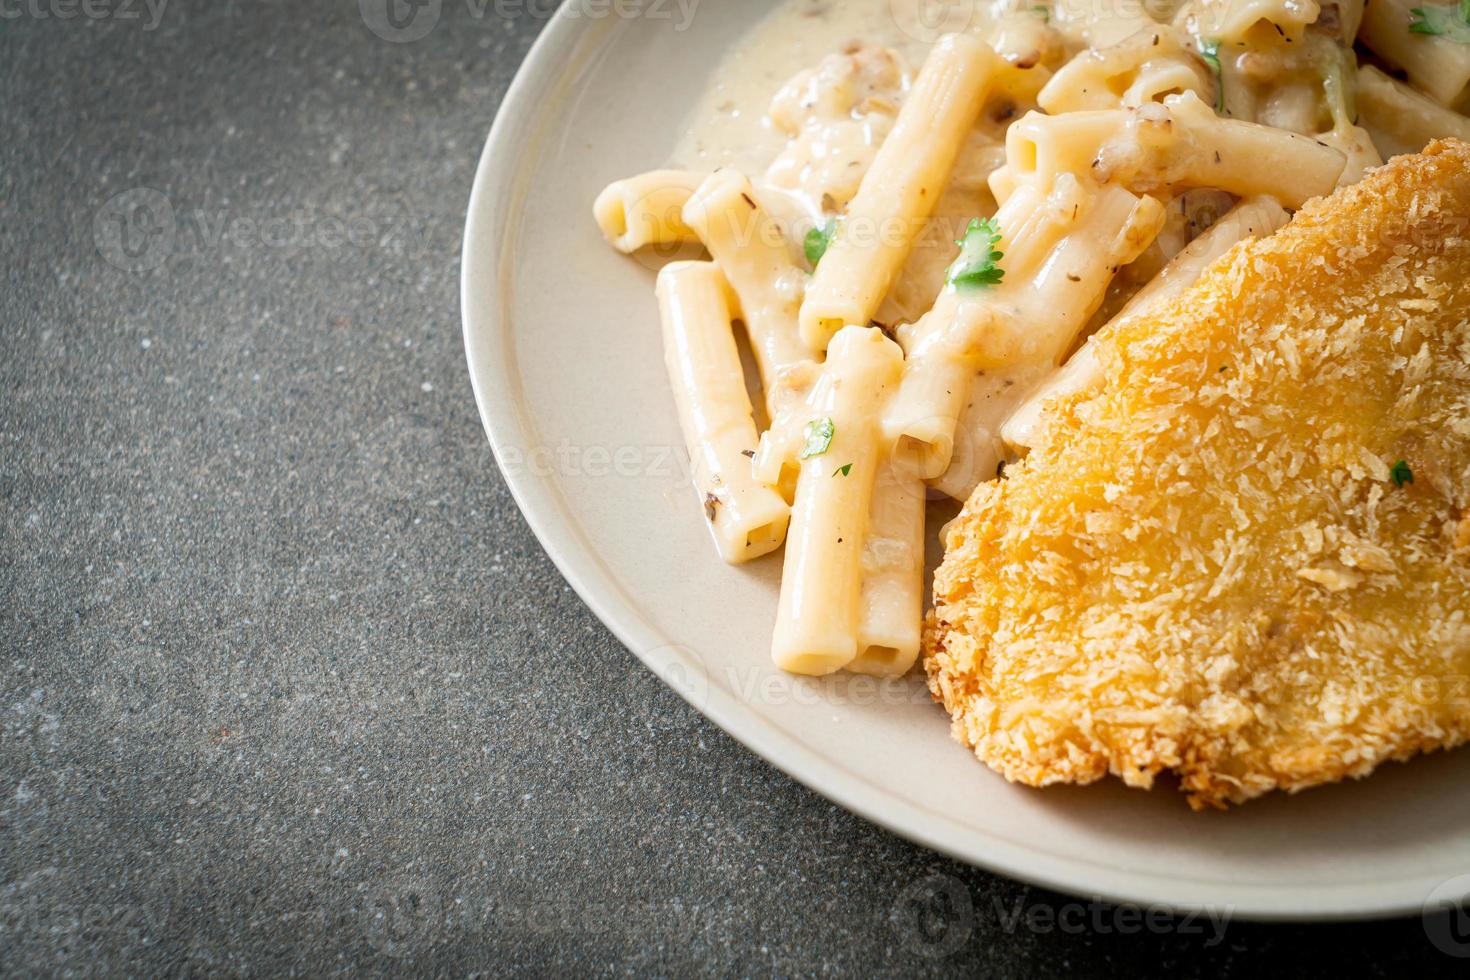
833,463,853,477
1032,5,1050,22
805,220,836,269
1391,459,1415,487
946,217,1005,289
800,418,835,459
1411,0,1470,40
1198,39,1226,113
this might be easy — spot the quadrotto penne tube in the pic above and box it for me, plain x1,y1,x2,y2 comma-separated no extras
593,170,706,253
656,261,791,564
926,366,1046,502
1358,65,1470,158
1360,0,1470,110
1201,0,1323,44
682,170,813,413
885,178,1165,480
1001,194,1290,452
851,459,928,676
799,33,1001,352
999,93,1347,207
772,326,904,675
1038,27,1213,114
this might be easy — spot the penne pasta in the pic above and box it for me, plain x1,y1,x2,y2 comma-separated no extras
1257,79,1322,135
926,366,1046,502
771,327,904,675
1316,123,1384,187
998,345,1103,452
1358,65,1470,159
886,178,1166,480
999,92,1347,207
1198,0,1324,45
851,460,928,676
1360,0,1470,110
1002,194,1290,451
656,261,792,564
1039,27,1214,114
1332,0,1368,42
800,33,1001,352
593,170,706,253
682,170,814,413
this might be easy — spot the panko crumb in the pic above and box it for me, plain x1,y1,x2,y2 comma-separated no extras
924,140,1470,809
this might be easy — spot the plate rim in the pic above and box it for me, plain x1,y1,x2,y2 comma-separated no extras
460,2,1453,923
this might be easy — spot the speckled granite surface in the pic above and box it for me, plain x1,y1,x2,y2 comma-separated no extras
0,1,1463,975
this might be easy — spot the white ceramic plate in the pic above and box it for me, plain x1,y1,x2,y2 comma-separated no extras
461,1,1470,920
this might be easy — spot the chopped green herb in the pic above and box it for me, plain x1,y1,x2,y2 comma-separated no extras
805,219,836,269
1391,459,1415,488
946,217,1005,289
1410,0,1470,40
833,463,853,478
1198,39,1226,113
800,418,836,459
1031,4,1050,22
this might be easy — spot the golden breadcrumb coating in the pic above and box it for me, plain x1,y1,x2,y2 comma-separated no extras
924,140,1470,809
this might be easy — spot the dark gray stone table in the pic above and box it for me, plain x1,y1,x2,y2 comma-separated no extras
0,1,1461,974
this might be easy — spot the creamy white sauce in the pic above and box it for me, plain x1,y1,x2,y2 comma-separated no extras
671,0,936,175
670,0,1043,328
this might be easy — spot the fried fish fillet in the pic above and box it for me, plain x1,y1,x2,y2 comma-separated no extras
924,140,1470,809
